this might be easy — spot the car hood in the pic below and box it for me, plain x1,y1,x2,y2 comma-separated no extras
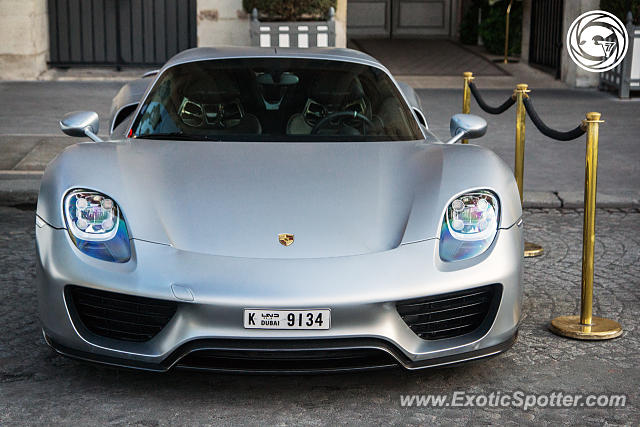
116,140,423,259
38,139,521,259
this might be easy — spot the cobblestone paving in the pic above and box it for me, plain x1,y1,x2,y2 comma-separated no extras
0,207,638,425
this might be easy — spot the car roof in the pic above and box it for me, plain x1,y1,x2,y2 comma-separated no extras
163,47,383,69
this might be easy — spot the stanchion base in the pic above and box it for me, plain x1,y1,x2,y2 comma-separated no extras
549,315,623,340
524,241,544,257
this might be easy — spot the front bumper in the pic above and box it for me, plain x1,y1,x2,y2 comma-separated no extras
36,219,523,372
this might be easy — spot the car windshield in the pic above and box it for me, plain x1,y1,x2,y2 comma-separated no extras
131,58,423,142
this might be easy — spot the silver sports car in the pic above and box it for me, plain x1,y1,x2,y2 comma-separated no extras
36,47,523,373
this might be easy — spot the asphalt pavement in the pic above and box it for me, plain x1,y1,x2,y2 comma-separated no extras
0,80,638,207
0,81,122,135
0,206,638,425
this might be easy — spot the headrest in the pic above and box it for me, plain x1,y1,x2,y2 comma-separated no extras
311,72,363,105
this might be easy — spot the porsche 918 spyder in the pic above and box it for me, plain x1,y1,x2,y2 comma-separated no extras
36,47,523,373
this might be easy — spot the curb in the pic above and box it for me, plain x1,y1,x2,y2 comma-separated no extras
0,173,42,206
523,191,640,209
37,67,151,82
1,174,638,209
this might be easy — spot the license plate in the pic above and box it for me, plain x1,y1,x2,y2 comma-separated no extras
243,309,331,330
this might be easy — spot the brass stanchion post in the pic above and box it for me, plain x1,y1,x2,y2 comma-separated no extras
514,84,527,201
492,0,518,64
514,83,543,257
461,71,474,144
503,0,513,64
550,112,622,340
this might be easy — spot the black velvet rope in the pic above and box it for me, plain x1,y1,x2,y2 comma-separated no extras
468,82,516,114
523,97,586,141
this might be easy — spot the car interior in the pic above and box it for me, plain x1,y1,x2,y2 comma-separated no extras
132,58,423,142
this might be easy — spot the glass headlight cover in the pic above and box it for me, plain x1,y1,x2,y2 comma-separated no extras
439,191,499,262
64,190,131,262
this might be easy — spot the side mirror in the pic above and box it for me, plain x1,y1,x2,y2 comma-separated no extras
446,114,487,144
59,111,102,142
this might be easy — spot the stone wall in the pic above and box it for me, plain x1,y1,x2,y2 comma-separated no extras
197,0,251,47
0,0,48,80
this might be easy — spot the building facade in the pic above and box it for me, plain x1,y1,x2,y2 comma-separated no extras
1,0,463,79
0,0,603,89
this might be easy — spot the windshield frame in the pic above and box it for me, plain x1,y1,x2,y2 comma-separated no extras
126,54,427,142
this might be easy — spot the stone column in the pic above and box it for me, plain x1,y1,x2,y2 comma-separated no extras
197,0,251,47
335,0,347,48
0,0,48,80
561,0,599,87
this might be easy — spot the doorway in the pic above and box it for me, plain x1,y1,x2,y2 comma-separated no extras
346,0,453,38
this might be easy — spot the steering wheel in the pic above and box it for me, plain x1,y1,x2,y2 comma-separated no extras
311,111,376,135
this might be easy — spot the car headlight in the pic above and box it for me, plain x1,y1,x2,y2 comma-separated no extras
63,190,131,262
439,190,499,262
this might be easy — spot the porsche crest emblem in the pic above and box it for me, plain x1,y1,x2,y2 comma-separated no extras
278,233,294,246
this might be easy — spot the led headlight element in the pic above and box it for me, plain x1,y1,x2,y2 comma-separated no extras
439,191,499,262
64,190,131,262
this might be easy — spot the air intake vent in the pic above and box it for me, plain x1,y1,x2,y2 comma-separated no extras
396,284,501,340
177,348,398,372
66,286,177,342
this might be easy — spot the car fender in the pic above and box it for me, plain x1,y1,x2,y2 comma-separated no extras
400,142,522,244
